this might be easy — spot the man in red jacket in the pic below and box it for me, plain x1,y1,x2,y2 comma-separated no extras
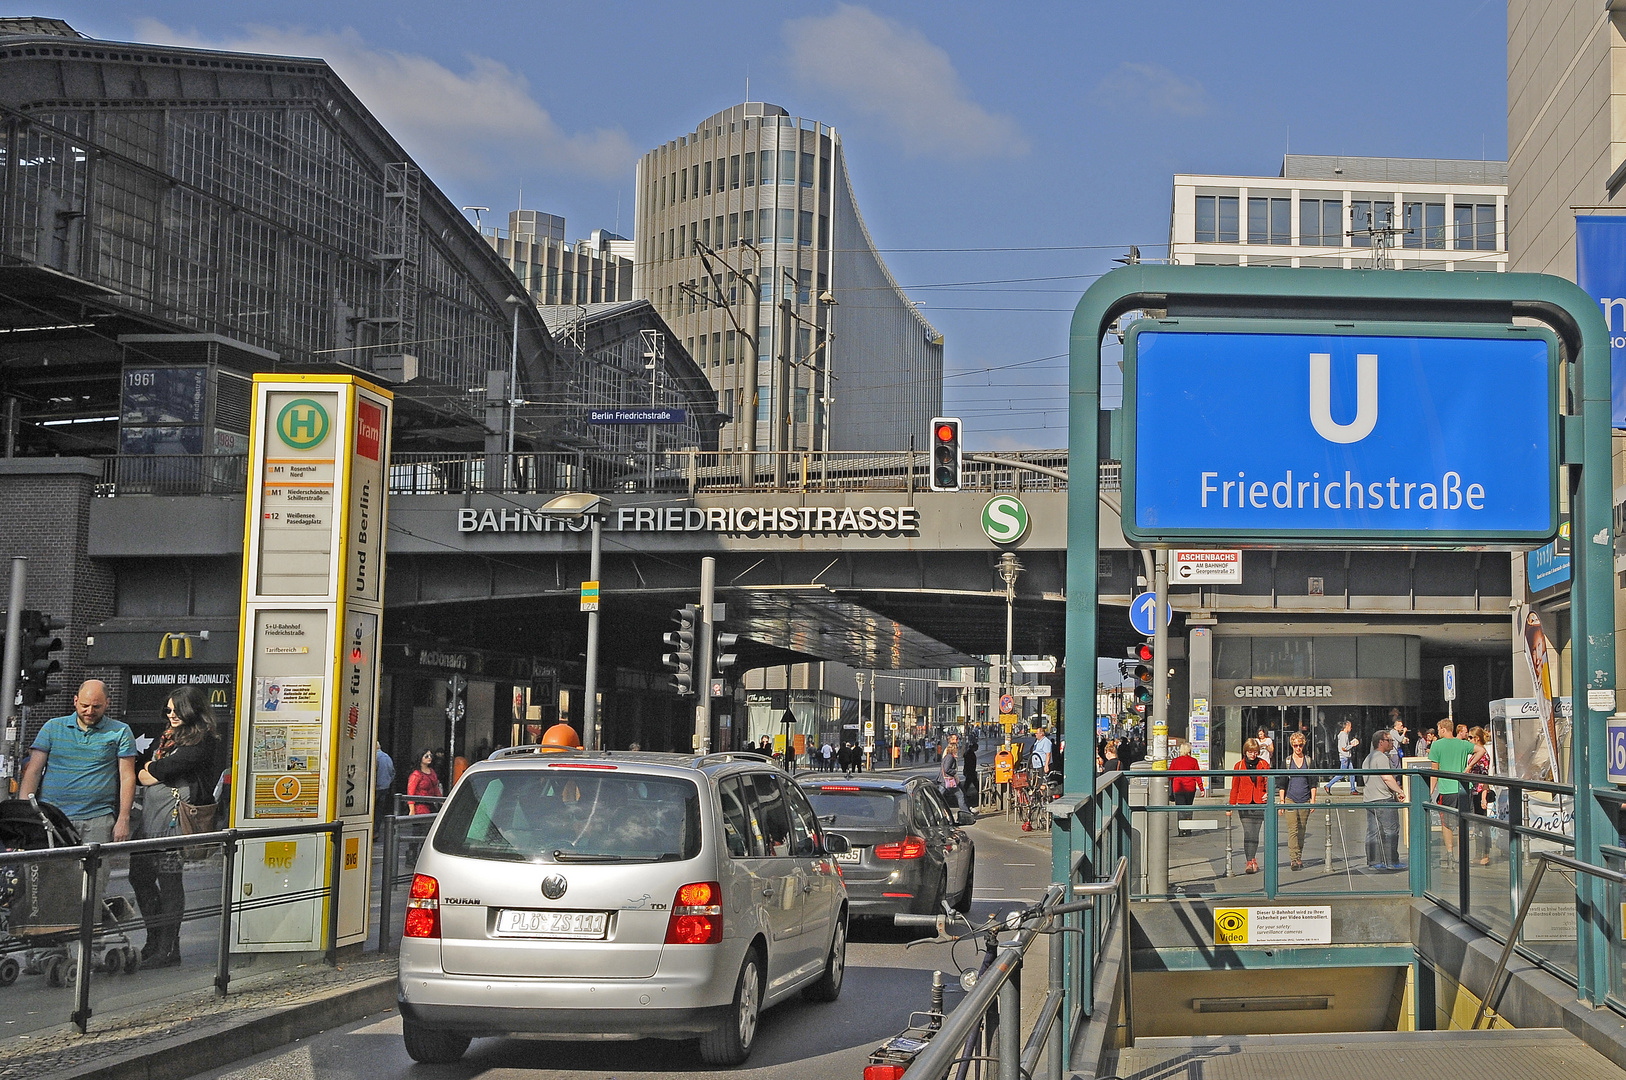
1169,741,1204,821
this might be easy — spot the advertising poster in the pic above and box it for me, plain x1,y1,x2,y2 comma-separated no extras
1518,606,1561,782
246,610,328,819
1574,216,1626,428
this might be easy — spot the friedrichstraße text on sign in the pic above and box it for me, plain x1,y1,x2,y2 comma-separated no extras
588,408,688,424
458,504,921,535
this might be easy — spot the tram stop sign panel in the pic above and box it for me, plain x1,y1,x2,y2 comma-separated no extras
1122,319,1559,546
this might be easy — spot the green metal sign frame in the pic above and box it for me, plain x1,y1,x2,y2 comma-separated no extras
1120,317,1563,546
1061,265,1615,1020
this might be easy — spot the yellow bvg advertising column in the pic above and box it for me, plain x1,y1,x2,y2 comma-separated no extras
230,374,392,951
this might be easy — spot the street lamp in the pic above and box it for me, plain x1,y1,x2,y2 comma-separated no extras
503,294,526,490
997,552,1023,733
538,492,610,751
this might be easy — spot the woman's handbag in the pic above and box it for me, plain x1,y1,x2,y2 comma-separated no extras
175,795,217,837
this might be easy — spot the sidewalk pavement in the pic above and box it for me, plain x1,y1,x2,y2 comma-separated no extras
6,952,397,1080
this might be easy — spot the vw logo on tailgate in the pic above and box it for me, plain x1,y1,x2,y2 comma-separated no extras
540,874,569,900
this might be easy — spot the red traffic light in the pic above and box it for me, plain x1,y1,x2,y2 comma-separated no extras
935,423,957,443
1136,643,1153,663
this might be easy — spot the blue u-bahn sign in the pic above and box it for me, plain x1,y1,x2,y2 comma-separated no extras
1124,320,1559,545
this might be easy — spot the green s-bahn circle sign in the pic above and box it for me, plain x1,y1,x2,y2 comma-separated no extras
275,398,331,450
982,495,1029,544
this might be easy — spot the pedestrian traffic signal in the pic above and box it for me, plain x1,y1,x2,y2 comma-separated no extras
712,630,739,676
929,416,962,492
19,609,64,706
663,605,698,696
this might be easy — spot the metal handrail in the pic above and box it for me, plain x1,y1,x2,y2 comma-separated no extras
1471,851,1626,1028
0,809,344,1032
902,856,1130,1080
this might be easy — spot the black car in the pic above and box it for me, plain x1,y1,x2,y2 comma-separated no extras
798,775,976,919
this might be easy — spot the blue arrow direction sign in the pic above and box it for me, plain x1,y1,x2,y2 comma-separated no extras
1129,592,1170,636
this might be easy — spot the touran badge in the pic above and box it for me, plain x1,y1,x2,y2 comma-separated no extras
541,874,568,900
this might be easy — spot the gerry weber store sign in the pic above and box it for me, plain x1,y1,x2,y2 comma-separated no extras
457,504,923,536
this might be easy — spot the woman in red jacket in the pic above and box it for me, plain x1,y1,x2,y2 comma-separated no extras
1228,738,1269,874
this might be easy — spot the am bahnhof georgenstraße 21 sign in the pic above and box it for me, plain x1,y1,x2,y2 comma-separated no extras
1123,319,1558,545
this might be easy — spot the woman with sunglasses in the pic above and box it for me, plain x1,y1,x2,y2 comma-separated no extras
1228,738,1269,874
131,685,219,967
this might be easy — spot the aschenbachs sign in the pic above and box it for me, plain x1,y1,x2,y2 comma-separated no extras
458,504,922,535
1124,320,1559,545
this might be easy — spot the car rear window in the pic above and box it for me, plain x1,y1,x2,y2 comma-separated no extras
433,770,702,863
803,789,906,826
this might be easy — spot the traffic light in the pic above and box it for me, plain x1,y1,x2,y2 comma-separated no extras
929,416,962,492
19,609,64,706
663,605,698,696
712,629,739,678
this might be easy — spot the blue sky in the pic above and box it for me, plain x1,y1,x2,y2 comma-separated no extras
62,1,1508,450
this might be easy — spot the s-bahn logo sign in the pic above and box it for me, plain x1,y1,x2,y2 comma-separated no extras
982,496,1028,544
275,398,331,450
457,503,922,535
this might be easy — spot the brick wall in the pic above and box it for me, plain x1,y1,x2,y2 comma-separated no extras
0,460,116,727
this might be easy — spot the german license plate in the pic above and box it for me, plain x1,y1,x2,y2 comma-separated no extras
495,909,608,939
835,848,863,863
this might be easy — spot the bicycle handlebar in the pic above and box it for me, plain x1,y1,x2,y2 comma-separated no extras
892,914,949,929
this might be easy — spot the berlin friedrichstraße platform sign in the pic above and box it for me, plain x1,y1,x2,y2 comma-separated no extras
1123,319,1560,546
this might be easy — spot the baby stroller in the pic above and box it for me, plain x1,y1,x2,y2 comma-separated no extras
0,797,141,987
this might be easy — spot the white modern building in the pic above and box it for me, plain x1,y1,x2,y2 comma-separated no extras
634,102,943,453
1170,156,1508,271
484,209,635,308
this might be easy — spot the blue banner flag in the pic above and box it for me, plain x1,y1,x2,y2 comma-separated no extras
1574,215,1626,428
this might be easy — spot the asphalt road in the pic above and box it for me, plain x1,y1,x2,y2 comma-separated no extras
186,808,1057,1080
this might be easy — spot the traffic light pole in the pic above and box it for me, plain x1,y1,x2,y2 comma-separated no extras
695,556,715,754
0,557,24,783
1146,547,1170,894
584,513,602,751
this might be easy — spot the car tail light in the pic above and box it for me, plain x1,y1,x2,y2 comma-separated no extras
865,1065,908,1080
821,785,860,791
404,873,440,939
873,836,927,860
665,881,723,944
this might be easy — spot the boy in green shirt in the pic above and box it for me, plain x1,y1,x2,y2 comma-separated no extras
1428,718,1475,866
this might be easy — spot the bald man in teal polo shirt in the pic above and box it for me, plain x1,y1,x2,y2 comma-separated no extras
19,680,137,910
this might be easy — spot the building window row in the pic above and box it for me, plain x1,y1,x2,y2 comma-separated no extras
1194,193,1500,251
657,209,821,260
655,150,828,208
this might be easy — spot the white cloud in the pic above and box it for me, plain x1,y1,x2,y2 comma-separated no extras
783,5,1028,160
132,21,638,185
1092,62,1210,118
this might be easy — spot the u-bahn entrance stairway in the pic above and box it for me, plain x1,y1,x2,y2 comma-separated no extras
1110,1029,1626,1080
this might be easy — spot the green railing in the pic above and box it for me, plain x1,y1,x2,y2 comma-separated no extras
1062,765,1600,1049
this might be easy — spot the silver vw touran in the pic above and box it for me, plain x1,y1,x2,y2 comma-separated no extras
397,749,850,1066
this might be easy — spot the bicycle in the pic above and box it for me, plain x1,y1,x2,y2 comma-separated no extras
1011,767,1054,833
869,894,1088,1080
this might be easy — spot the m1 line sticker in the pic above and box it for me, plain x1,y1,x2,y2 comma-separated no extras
1213,906,1331,946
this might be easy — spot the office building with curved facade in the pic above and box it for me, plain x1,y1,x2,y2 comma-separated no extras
634,103,942,453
